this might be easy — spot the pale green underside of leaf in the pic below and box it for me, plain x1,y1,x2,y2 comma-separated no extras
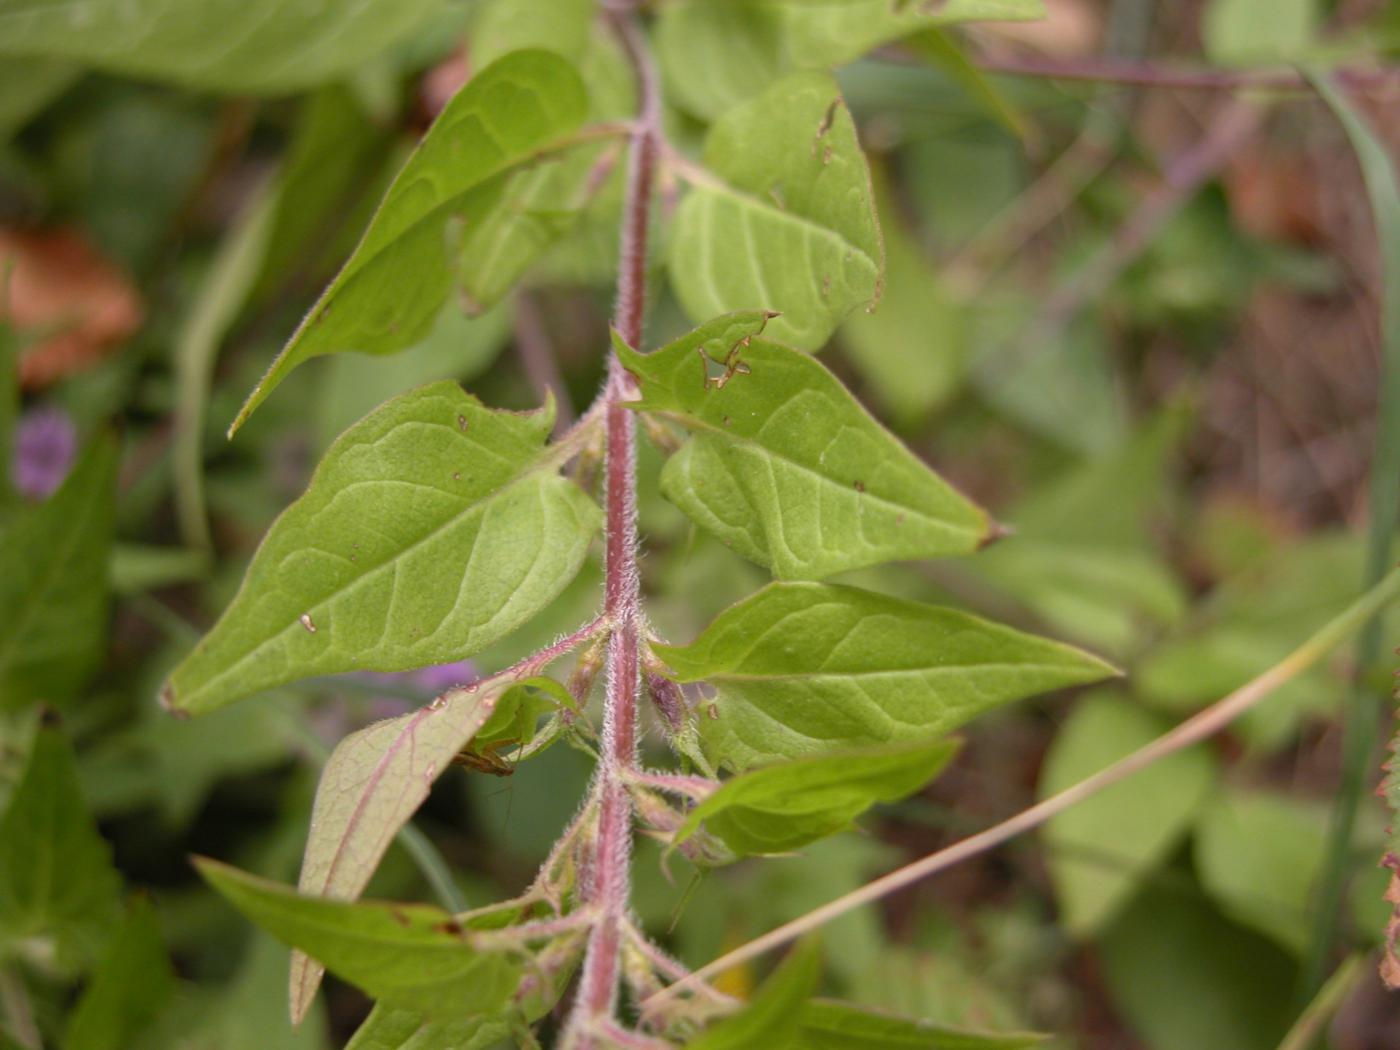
232,51,590,432
668,73,883,350
1039,691,1215,936
654,582,1116,770
0,0,445,93
0,436,116,708
0,727,121,969
290,679,505,1023
163,383,601,716
657,0,1046,120
345,1003,510,1050
197,859,521,1019
618,317,991,578
678,738,959,856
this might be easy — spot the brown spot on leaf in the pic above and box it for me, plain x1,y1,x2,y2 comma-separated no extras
853,480,865,493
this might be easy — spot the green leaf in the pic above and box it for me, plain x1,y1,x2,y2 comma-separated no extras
656,0,1045,121
617,316,992,578
0,57,76,141
903,29,1030,144
0,435,116,709
668,74,883,351
1193,788,1330,955
1203,0,1318,65
1097,883,1294,1050
231,51,591,431
0,0,446,94
653,582,1116,770
290,677,508,1022
1039,691,1215,936
0,724,121,969
200,932,329,1050
688,937,821,1049
66,899,176,1050
345,1003,511,1050
162,383,601,716
796,1000,1047,1049
676,738,960,856
970,405,1190,656
455,2,635,314
196,859,522,1020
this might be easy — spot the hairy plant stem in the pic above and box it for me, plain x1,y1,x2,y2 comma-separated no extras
568,11,660,1045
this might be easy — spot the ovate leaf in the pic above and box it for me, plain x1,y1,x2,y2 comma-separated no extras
232,51,590,431
676,738,960,856
196,859,522,1020
688,937,822,1049
1039,692,1215,936
796,1000,1047,1049
0,0,445,94
654,582,1116,770
163,383,601,715
291,677,511,1021
618,316,992,579
0,435,116,708
345,1003,510,1050
0,724,121,969
669,75,883,351
66,899,176,1050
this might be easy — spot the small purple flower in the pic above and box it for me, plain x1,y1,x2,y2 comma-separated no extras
412,659,478,692
12,406,76,500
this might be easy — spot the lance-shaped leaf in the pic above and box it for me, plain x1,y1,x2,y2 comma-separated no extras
654,583,1117,770
197,859,522,1019
676,738,959,856
617,316,992,578
0,724,121,969
0,0,445,94
66,899,176,1050
689,938,822,1049
0,436,116,708
289,675,562,1021
162,383,601,716
231,51,590,431
669,74,882,351
796,1000,1048,1049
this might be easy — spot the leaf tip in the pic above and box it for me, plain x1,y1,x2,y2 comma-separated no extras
157,681,190,720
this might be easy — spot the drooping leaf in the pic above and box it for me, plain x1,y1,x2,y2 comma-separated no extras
0,435,116,708
0,724,121,969
1039,691,1215,936
653,582,1116,770
617,316,992,579
66,899,176,1050
344,1003,511,1050
668,74,883,351
676,738,960,856
162,383,601,716
796,1000,1047,1049
688,937,822,1049
290,676,513,1022
0,0,446,94
196,859,522,1020
231,51,592,431
656,0,1045,121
